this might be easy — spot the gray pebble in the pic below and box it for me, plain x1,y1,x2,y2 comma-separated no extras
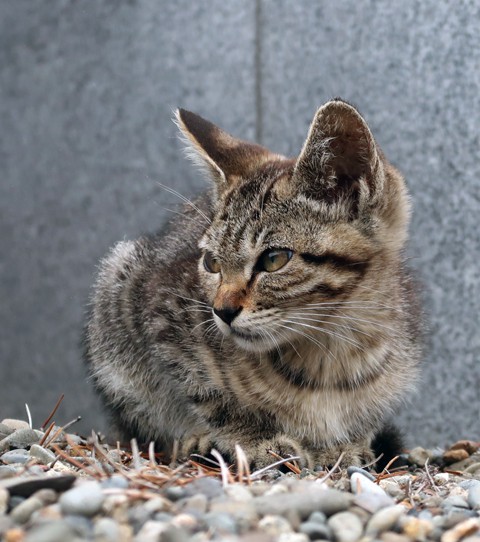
0,465,17,479
1,419,30,431
94,516,121,541
29,444,56,465
165,486,187,501
254,487,354,519
308,511,327,524
224,484,253,502
101,474,130,490
277,534,310,542
133,520,168,542
258,514,293,535
380,480,406,500
328,511,364,542
350,472,388,496
24,520,76,542
408,446,431,467
0,423,14,439
203,511,238,534
354,491,395,514
59,481,105,517
299,520,332,539
0,487,8,515
64,513,94,538
178,493,208,514
460,479,480,491
365,505,406,536
184,477,223,499
442,495,469,509
1,448,30,464
5,428,41,449
0,516,15,535
10,495,44,524
347,466,376,481
209,498,258,533
467,483,480,510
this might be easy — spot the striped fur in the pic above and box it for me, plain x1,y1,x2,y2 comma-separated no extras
85,99,422,469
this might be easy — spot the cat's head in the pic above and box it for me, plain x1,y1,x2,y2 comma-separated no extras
176,99,410,353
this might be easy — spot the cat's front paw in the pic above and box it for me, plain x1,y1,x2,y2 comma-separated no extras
312,440,375,470
248,435,313,470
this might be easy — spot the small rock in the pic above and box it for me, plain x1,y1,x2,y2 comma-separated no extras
29,445,56,465
209,499,257,533
133,520,168,542
183,477,223,499
1,449,30,465
354,491,395,513
59,481,105,517
101,474,130,490
254,487,353,519
64,514,94,538
32,489,57,505
24,520,76,542
0,466,17,479
4,527,25,542
444,449,470,465
0,487,8,514
1,420,30,431
380,531,412,542
277,534,309,542
443,496,469,509
441,518,480,542
2,475,75,497
366,505,406,536
5,429,41,449
259,515,293,536
225,484,253,502
328,511,364,542
178,493,208,514
10,496,44,524
170,513,199,532
299,520,331,539
142,496,171,514
465,463,480,476
0,424,14,439
400,516,434,541
347,466,376,481
0,517,15,535
203,511,238,534
165,486,186,501
30,503,62,523
468,484,480,510
380,479,407,499
408,447,431,467
350,472,387,495
93,517,121,542
308,511,327,524
449,441,480,455
434,473,450,485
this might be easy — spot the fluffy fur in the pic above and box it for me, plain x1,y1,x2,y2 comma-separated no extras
85,99,422,469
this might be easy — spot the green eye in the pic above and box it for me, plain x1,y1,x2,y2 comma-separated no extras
203,251,221,273
257,249,293,273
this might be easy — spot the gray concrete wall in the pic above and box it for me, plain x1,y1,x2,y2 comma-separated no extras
1,0,478,447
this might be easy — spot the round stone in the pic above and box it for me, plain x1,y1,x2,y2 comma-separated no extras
328,511,364,542
59,481,105,517
1,449,30,465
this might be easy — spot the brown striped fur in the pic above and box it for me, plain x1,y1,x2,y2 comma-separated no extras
85,99,422,469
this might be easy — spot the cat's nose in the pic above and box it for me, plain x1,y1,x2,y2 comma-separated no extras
213,306,242,326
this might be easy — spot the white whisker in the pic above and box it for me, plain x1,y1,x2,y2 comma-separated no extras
157,182,211,224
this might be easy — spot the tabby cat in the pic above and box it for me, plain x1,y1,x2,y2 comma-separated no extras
85,99,422,470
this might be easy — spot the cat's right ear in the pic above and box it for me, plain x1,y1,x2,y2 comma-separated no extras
175,109,272,192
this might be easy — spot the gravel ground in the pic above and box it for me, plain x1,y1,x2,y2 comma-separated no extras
0,415,479,542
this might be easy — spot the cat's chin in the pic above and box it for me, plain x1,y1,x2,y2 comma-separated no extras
232,333,271,353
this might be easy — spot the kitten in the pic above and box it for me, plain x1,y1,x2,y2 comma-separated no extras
85,99,422,470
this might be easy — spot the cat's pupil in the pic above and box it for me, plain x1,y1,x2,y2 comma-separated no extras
258,249,293,273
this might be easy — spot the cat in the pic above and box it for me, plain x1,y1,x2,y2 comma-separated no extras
85,99,422,470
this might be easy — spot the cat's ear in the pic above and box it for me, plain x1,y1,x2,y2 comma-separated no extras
293,99,383,205
175,109,273,189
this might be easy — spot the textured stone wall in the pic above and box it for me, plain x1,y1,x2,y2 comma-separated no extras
1,1,478,446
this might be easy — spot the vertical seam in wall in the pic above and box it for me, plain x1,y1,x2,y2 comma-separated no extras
254,0,263,144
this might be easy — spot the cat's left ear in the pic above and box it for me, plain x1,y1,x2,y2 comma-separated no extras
176,109,274,190
293,99,384,205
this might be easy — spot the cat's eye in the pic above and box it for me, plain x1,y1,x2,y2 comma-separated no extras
257,249,293,273
203,251,221,273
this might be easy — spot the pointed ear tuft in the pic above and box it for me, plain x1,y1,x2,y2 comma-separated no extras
294,100,382,203
175,109,276,190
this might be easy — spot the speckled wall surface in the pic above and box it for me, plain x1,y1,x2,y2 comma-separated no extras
1,1,478,446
